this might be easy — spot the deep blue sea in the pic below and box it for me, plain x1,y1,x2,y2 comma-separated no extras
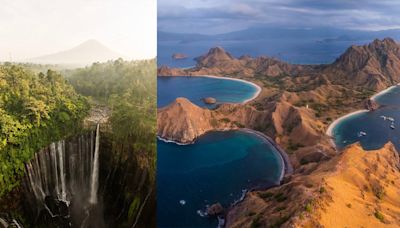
157,76,258,109
157,131,283,227
332,86,400,150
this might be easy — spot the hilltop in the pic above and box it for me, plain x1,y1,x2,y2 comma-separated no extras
27,39,124,65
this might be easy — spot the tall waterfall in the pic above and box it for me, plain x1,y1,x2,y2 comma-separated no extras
24,125,101,224
89,124,100,204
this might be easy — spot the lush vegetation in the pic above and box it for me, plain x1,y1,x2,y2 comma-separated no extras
0,65,89,196
68,58,156,176
68,59,156,226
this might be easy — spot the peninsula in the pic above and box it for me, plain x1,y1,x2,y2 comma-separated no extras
158,38,400,227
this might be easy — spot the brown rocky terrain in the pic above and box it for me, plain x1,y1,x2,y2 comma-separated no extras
325,38,400,90
158,38,400,91
172,53,188,59
226,143,400,228
157,38,400,227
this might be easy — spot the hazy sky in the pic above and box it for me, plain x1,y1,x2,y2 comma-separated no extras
158,0,400,34
0,0,156,61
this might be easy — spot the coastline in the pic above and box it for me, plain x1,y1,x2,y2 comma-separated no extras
158,74,262,105
240,129,293,182
325,110,369,137
156,136,193,145
326,83,399,147
370,84,398,101
158,128,292,182
195,75,262,104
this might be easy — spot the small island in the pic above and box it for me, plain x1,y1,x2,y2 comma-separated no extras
202,97,217,104
172,53,188,60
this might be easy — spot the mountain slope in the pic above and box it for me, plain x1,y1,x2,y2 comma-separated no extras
28,39,124,65
227,143,400,227
325,38,400,90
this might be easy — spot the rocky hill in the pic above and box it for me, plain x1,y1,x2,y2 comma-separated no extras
159,38,400,91
226,142,400,227
325,38,400,90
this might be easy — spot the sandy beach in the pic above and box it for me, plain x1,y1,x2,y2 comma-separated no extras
326,83,399,146
190,75,262,104
371,84,398,100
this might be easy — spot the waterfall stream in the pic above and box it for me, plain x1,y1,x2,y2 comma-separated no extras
89,124,100,204
23,125,102,227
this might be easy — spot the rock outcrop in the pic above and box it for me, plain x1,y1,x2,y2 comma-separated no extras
226,142,400,227
364,98,380,111
202,97,216,104
207,203,224,217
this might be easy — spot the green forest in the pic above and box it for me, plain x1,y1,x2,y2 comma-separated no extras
0,59,156,199
68,59,157,174
0,65,89,197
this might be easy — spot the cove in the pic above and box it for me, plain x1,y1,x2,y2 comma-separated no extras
330,85,400,150
157,130,284,227
157,76,260,109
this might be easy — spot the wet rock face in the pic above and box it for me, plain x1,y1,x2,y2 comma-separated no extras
203,97,217,104
207,203,224,216
364,98,380,111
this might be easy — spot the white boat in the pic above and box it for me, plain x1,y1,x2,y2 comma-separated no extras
358,131,367,137
388,117,395,122
391,123,395,129
179,200,186,205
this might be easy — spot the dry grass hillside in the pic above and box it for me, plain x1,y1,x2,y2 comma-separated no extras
226,143,400,227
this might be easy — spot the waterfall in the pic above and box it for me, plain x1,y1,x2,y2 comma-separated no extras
89,123,100,204
0,218,23,228
23,124,101,224
57,141,67,202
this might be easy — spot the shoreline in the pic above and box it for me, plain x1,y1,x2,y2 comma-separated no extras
158,74,262,105
370,84,398,101
325,110,369,137
326,84,399,147
195,75,262,104
158,128,292,182
240,128,293,182
156,136,193,145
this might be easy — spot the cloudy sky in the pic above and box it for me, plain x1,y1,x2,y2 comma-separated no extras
0,0,156,61
158,0,400,34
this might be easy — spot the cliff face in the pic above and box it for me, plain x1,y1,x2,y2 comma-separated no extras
226,143,400,228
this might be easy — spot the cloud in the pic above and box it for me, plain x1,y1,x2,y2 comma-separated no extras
158,0,400,34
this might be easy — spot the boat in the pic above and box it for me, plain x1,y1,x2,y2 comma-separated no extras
179,200,186,205
358,131,367,137
391,123,395,129
388,117,395,122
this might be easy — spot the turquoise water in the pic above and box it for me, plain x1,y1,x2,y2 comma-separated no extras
157,76,258,109
332,85,400,150
157,131,283,227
